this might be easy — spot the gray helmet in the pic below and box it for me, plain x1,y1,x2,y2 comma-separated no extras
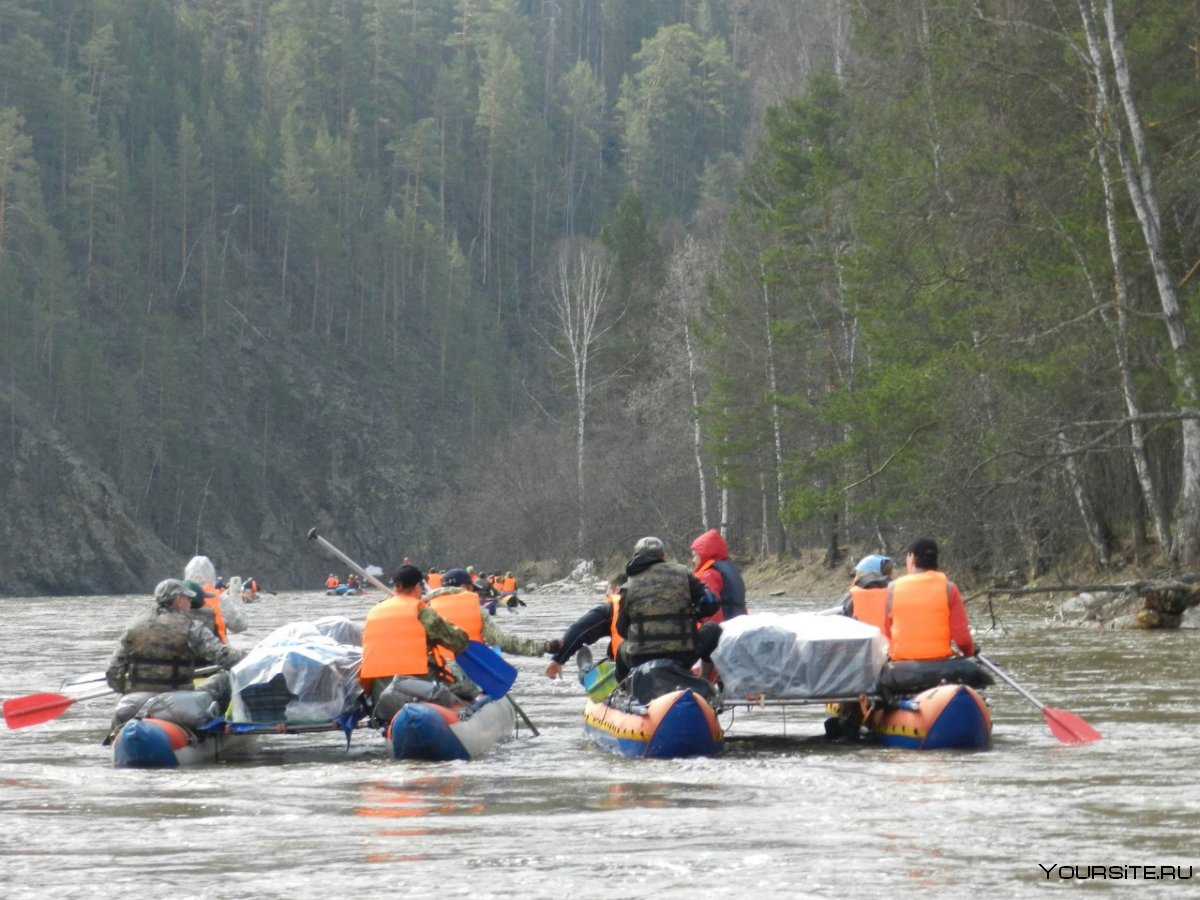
633,536,665,558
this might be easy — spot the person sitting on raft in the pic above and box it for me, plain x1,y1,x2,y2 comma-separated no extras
880,537,988,696
544,574,627,680
185,554,248,643
689,529,748,624
106,579,247,709
468,566,500,609
614,536,720,683
839,554,894,631
426,569,560,668
361,564,470,723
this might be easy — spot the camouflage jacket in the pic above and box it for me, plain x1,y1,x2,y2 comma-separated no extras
106,607,246,694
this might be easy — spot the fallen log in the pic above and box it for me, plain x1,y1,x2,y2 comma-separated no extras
984,574,1200,596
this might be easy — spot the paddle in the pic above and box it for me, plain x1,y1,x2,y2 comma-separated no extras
975,653,1101,745
457,640,518,697
4,687,115,729
60,665,220,691
574,646,616,701
306,528,537,735
9,664,228,730
456,641,539,736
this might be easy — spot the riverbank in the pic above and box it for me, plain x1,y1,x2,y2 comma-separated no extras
521,552,1200,630
739,557,848,600
520,554,851,601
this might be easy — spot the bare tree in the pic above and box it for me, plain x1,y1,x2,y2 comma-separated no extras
663,236,714,530
541,238,619,554
1076,0,1200,563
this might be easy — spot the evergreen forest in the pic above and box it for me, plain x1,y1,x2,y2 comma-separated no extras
1,0,1198,594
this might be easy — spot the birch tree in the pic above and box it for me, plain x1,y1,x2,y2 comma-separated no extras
1077,0,1200,564
542,238,618,554
664,236,713,530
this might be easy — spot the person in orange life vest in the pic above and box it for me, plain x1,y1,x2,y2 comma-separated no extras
184,554,247,642
428,568,559,670
689,529,748,624
425,568,443,589
545,574,626,680
838,554,894,631
184,578,221,639
360,564,468,709
884,537,976,659
326,573,341,590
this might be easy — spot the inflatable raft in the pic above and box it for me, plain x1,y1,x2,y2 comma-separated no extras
388,695,516,761
583,689,723,758
866,683,992,750
111,716,365,768
112,717,252,768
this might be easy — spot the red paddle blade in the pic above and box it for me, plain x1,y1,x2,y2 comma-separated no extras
1043,706,1101,744
3,693,77,729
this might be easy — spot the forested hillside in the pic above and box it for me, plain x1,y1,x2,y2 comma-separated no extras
0,0,1196,594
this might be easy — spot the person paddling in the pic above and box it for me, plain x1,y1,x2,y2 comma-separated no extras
880,537,988,696
614,536,719,682
426,568,560,671
545,574,626,680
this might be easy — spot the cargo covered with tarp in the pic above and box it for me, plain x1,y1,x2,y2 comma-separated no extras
230,617,364,724
711,613,887,699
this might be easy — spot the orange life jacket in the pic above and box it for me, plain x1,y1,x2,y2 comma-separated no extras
887,570,953,661
499,576,517,593
429,590,484,663
607,592,624,657
202,583,228,643
361,595,430,680
849,584,888,631
426,572,443,589
326,576,340,589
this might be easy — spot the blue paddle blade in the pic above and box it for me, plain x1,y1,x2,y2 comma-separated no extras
456,640,517,697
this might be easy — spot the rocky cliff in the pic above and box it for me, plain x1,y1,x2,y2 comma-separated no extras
0,382,178,596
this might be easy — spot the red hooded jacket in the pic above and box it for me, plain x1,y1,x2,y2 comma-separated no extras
690,529,747,623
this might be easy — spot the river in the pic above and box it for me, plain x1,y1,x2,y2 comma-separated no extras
1,586,1196,899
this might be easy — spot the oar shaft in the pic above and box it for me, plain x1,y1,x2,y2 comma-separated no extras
307,528,390,593
976,653,1046,707
62,664,220,690
507,696,539,737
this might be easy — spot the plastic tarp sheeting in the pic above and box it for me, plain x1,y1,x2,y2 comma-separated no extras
230,618,363,724
711,613,888,699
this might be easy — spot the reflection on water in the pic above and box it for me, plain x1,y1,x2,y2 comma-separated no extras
358,775,484,820
0,589,1197,898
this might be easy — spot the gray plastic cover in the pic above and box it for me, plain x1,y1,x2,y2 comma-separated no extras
230,618,363,724
711,612,887,699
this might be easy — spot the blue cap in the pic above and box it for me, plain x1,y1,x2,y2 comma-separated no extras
854,554,892,576
442,567,473,588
